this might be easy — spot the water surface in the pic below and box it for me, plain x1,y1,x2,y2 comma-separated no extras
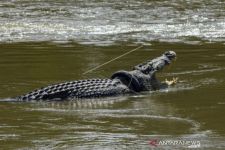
0,0,225,149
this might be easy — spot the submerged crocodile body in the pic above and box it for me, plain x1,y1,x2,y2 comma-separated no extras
16,51,176,101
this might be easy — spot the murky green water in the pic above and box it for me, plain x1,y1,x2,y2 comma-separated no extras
1,42,225,149
0,0,225,149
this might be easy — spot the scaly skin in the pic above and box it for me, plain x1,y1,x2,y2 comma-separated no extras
16,51,176,101
17,79,130,101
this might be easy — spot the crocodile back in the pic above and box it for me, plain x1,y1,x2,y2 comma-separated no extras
17,79,130,101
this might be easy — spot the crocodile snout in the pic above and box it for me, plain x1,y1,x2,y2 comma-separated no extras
164,51,176,60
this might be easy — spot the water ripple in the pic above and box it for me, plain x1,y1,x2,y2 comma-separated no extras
0,0,224,45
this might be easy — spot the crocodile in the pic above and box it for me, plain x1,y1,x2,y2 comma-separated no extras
16,51,177,101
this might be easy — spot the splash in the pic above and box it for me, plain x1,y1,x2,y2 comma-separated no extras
0,0,224,45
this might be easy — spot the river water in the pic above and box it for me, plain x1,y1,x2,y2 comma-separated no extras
0,0,225,149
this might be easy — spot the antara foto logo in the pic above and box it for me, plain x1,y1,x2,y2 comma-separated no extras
148,139,201,148
148,139,158,147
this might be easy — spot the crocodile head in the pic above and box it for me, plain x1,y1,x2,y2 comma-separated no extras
164,51,176,61
134,50,177,91
134,50,177,74
112,51,177,92
154,50,176,71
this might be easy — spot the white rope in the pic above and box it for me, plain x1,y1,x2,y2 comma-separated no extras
83,45,143,75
